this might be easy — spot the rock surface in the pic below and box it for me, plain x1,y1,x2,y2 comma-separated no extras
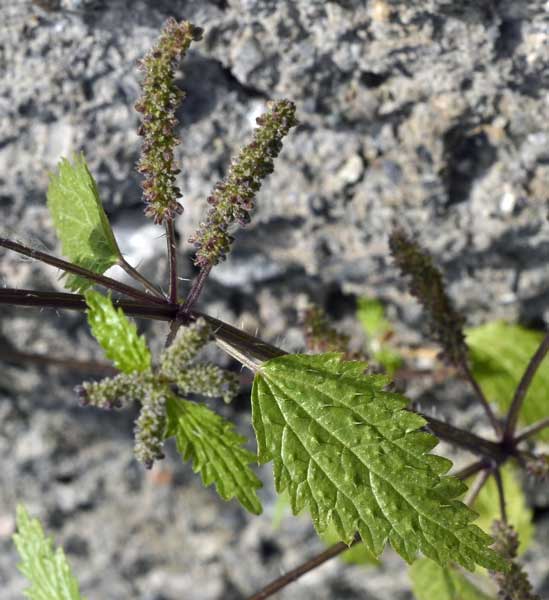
1,0,549,598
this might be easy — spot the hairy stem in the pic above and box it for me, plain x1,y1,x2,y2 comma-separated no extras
514,417,549,444
246,535,360,600
493,468,507,524
503,331,549,442
451,459,488,480
420,414,506,462
166,220,178,303
464,469,490,507
0,237,166,305
182,264,212,313
458,356,502,436
0,289,177,320
118,256,164,298
0,346,117,375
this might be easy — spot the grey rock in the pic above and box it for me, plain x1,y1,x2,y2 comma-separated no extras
2,0,549,598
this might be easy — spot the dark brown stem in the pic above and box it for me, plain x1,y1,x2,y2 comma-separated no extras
458,356,502,436
182,264,212,312
503,331,549,443
246,535,360,600
0,289,177,321
0,237,166,305
514,417,549,444
165,220,178,304
421,414,506,462
0,346,117,375
493,468,507,524
464,469,490,506
118,256,164,298
451,459,487,480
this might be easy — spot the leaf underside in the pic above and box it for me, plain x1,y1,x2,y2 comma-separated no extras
85,290,151,374
409,558,493,600
165,396,262,515
13,505,85,600
46,153,120,292
467,322,549,441
252,353,506,571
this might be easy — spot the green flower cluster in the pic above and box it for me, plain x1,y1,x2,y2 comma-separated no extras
77,319,238,468
389,227,466,365
189,99,298,267
490,521,539,600
135,18,203,224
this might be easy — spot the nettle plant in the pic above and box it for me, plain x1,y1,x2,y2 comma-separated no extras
2,18,548,600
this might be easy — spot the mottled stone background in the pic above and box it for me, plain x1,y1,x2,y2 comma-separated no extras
1,1,549,598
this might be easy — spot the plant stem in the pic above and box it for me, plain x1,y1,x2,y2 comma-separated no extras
165,220,178,303
451,459,487,480
0,289,177,321
182,264,212,312
458,356,502,436
246,535,360,600
0,237,166,305
0,346,117,375
464,469,490,506
493,468,507,524
503,331,549,443
118,256,164,298
420,414,506,462
514,417,549,444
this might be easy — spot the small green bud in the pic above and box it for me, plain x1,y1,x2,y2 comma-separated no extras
76,373,148,410
159,318,212,376
175,364,239,404
133,386,168,469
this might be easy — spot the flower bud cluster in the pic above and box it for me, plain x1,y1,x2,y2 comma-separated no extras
525,453,549,480
75,373,147,410
77,318,240,468
133,386,168,469
389,227,466,365
135,18,203,224
174,364,239,404
490,521,540,600
159,318,212,374
189,99,298,267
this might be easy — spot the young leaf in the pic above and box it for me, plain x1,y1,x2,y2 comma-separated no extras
472,465,533,556
46,154,121,292
467,322,549,441
85,290,151,374
252,353,506,571
409,558,493,600
357,297,391,338
13,505,85,600
165,395,262,515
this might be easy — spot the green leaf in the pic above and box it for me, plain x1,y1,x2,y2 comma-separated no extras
409,558,493,600
472,465,533,556
252,353,506,571
13,505,85,600
47,153,120,292
357,297,391,337
357,297,403,376
85,290,151,373
467,322,549,441
165,396,262,515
